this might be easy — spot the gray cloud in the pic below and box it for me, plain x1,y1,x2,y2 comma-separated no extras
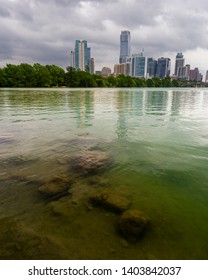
0,0,207,74
0,6,10,18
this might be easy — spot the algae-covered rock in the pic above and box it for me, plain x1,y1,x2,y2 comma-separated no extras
38,175,72,199
70,151,112,175
118,209,149,241
89,189,130,214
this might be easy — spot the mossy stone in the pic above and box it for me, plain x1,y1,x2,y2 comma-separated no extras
118,209,150,241
90,189,130,214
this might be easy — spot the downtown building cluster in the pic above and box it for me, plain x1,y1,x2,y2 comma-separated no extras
70,30,205,82
114,31,203,81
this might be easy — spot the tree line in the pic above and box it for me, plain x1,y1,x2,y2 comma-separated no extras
0,63,199,88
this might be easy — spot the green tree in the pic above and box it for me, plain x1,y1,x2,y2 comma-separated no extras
95,78,105,87
172,79,180,87
33,63,52,87
125,76,136,87
152,77,162,87
46,64,65,87
0,68,7,87
106,76,117,87
135,78,146,87
3,64,20,87
17,63,37,87
65,66,80,87
116,74,127,87
78,71,97,87
146,78,155,87
162,77,172,87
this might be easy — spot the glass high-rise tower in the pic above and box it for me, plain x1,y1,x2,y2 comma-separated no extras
156,57,171,78
174,53,185,76
119,30,131,64
74,40,88,71
132,53,147,77
71,40,94,73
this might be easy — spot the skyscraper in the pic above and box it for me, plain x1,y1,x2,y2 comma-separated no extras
174,53,185,76
156,57,171,78
70,50,75,68
177,64,190,80
147,58,157,78
87,47,91,67
119,30,131,64
70,40,94,72
74,40,88,71
132,53,147,78
205,70,208,83
89,58,95,74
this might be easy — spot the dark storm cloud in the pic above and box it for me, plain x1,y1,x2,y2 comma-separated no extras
0,0,208,72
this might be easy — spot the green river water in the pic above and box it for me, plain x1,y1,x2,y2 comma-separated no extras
0,88,208,260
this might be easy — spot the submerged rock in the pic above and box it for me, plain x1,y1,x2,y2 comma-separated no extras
89,189,130,214
38,176,72,199
118,210,150,241
70,151,112,175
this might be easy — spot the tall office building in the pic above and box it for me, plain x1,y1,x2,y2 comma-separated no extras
189,68,203,81
205,70,208,83
89,58,95,74
147,58,157,78
156,57,171,78
119,30,131,64
174,53,185,76
70,51,75,68
114,63,127,76
177,64,190,80
132,53,147,78
74,40,88,71
70,40,94,72
87,47,91,67
185,64,190,80
126,61,132,76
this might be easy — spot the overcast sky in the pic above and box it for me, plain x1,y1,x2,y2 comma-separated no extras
0,0,208,76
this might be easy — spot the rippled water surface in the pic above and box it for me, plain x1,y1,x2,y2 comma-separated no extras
0,88,208,259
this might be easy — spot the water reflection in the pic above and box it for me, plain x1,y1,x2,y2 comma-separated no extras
1,88,208,120
144,90,169,115
67,90,94,128
115,91,134,140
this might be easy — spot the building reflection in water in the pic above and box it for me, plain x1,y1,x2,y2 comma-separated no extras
67,90,95,128
114,89,208,142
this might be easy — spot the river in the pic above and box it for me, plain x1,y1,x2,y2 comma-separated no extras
0,88,208,259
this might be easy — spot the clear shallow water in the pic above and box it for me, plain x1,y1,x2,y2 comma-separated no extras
0,88,208,259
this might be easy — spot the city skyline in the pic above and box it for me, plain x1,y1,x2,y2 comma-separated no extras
0,0,208,78
71,33,202,81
